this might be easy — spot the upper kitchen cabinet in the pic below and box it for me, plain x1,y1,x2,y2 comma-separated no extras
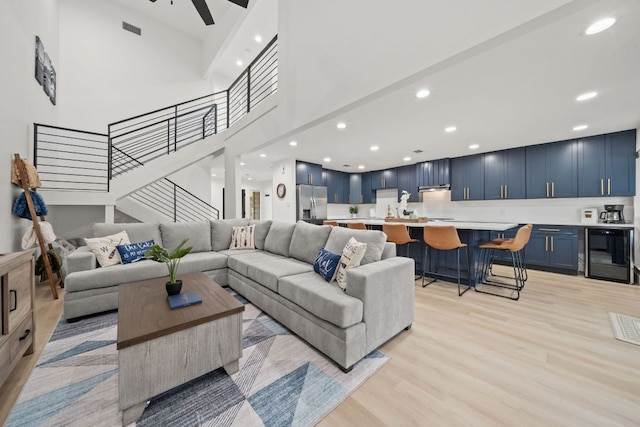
526,140,578,198
296,161,323,185
577,130,636,197
397,164,419,202
484,147,526,200
451,155,484,201
349,173,362,204
371,168,398,190
325,169,350,203
419,158,451,187
361,172,375,204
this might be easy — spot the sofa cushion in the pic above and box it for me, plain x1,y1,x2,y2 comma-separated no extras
227,251,285,277
264,221,296,257
211,219,250,251
94,223,162,246
289,221,332,264
325,227,387,265
313,247,341,282
65,259,167,292
85,231,131,267
116,239,154,264
279,271,364,328
160,221,212,253
335,237,367,290
173,251,229,274
250,220,272,250
247,257,313,293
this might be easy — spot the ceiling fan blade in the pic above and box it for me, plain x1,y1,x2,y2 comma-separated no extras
191,0,215,25
227,0,249,8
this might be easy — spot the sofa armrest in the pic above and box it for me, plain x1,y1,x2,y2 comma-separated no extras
345,257,415,351
66,246,97,275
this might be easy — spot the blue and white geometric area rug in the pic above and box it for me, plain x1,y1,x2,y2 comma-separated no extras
7,291,388,427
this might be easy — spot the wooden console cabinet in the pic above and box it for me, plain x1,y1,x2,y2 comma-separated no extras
0,251,35,387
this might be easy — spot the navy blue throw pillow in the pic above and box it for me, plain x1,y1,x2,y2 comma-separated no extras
313,247,341,282
116,240,154,264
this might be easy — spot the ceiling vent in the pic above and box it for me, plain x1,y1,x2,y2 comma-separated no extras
342,164,351,167
122,22,142,36
413,149,424,154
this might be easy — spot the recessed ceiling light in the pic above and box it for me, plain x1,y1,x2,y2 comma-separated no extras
370,146,379,151
585,17,616,35
289,141,297,146
236,60,243,66
336,122,346,129
259,153,267,158
445,126,457,133
573,124,588,131
576,91,597,101
403,157,412,162
240,162,245,166
469,144,479,150
211,173,216,177
254,34,262,43
324,157,331,162
358,165,365,170
416,89,430,98
248,177,252,181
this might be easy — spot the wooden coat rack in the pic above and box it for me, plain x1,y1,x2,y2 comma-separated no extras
13,153,62,299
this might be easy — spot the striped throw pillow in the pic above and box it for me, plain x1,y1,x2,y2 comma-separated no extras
229,225,256,250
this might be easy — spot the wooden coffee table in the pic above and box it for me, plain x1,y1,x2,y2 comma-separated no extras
117,272,244,425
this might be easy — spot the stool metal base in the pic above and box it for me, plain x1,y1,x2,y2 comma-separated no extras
421,246,471,297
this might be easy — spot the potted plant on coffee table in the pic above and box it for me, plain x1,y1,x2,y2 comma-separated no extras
145,238,193,296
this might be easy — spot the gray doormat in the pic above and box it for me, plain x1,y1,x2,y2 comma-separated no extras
609,312,640,346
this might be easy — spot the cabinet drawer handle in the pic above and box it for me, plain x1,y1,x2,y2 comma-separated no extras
539,228,560,232
19,329,31,341
545,236,548,252
608,178,611,195
600,178,604,196
10,289,17,312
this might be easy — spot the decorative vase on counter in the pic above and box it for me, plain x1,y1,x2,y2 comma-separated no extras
165,280,182,296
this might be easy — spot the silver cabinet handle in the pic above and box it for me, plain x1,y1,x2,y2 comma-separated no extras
608,178,611,195
551,236,554,252
505,185,508,199
600,178,604,195
546,182,549,197
500,185,504,199
467,187,470,199
552,181,555,197
539,228,560,232
545,236,548,251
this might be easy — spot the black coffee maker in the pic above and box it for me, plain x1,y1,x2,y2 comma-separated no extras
599,204,625,223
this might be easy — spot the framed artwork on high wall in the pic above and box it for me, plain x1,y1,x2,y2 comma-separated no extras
34,35,56,105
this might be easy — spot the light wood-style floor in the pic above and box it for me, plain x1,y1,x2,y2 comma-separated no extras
2,270,640,426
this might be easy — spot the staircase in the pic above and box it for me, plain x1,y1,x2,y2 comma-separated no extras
34,35,278,222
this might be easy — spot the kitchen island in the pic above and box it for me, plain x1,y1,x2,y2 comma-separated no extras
335,219,519,286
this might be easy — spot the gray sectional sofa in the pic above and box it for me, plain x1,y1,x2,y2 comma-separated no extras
64,219,415,371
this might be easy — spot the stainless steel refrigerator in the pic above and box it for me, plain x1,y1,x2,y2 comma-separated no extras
296,185,327,224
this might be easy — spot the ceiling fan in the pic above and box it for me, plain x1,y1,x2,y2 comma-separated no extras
149,0,249,26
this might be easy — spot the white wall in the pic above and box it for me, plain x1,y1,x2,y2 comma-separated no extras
167,159,213,205
58,0,211,132
261,181,273,220
45,205,105,239
271,158,296,223
0,0,60,253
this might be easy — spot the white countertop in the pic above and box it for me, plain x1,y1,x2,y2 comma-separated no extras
335,219,518,231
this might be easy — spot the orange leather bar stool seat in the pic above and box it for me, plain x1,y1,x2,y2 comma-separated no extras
323,221,339,226
476,224,532,301
422,225,471,296
347,222,367,230
383,223,419,257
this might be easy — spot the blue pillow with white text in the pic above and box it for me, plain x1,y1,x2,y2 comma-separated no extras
116,240,154,264
313,247,341,282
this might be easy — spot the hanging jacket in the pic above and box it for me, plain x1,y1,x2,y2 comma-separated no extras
12,191,48,220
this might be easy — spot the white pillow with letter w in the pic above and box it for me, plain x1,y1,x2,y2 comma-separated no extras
85,230,131,267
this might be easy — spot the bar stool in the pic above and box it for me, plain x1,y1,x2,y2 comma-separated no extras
476,224,532,301
323,220,339,226
422,225,471,296
347,222,367,230
383,223,419,257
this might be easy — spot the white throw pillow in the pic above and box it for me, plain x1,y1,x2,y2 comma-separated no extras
335,237,367,290
85,231,130,267
229,225,256,250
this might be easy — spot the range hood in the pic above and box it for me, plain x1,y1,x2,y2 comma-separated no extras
419,184,451,192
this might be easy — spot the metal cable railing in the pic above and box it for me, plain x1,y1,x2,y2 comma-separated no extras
129,178,220,222
108,34,278,179
33,124,109,192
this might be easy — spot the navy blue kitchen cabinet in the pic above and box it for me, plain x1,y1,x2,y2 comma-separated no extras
526,225,578,274
296,161,323,185
397,164,419,202
419,158,451,187
577,129,636,197
325,169,350,203
526,140,578,198
484,148,526,200
451,155,484,201
371,168,398,190
361,172,375,203
349,173,362,204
